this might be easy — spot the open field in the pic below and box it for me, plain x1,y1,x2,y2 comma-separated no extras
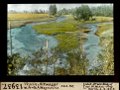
32,15,113,35
8,13,113,29
8,14,113,52
32,15,113,52
8,13,52,20
79,16,113,24
33,15,89,52
33,15,111,35
8,13,56,29
33,16,79,35
92,16,113,22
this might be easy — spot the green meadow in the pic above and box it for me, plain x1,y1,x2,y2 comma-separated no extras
7,4,113,75
33,15,113,52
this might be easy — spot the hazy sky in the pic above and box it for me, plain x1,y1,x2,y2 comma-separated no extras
8,4,113,12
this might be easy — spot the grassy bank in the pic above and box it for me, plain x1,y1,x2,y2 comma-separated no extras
90,29,114,75
95,23,113,36
8,13,113,29
8,14,113,52
33,15,89,52
33,17,79,35
33,15,113,52
8,13,56,29
92,16,113,22
55,33,79,52
80,16,113,24
33,15,113,35
8,14,49,20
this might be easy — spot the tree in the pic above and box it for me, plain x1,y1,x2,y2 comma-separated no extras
73,5,92,21
49,5,57,16
90,5,113,17
7,53,26,75
58,8,69,15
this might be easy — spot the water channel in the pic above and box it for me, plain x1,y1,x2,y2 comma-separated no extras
7,16,113,75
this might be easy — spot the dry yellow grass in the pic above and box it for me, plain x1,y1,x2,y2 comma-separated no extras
93,16,113,22
8,13,49,21
95,23,113,36
7,13,56,29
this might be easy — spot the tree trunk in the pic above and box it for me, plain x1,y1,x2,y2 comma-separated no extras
9,21,12,56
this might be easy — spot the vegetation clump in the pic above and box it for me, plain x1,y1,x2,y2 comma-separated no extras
73,5,92,21
7,4,113,75
89,31,114,75
7,53,26,75
95,23,113,36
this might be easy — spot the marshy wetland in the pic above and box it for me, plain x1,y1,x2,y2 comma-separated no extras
7,4,113,75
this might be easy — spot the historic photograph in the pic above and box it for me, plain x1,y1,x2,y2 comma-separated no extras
7,4,113,75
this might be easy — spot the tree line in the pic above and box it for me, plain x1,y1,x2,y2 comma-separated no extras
90,5,113,17
49,4,113,21
8,4,113,21
58,5,113,20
